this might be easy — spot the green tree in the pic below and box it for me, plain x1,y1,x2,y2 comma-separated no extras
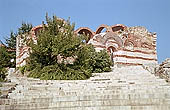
18,22,33,35
24,15,111,80
5,31,17,49
5,31,17,68
0,46,11,67
0,46,10,81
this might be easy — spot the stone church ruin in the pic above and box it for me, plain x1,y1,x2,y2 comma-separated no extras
16,24,157,67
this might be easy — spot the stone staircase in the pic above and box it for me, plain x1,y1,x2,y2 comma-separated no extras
1,66,170,110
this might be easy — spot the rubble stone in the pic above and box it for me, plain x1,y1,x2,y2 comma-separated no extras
155,58,170,82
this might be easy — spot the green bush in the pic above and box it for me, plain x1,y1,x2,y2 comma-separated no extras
92,50,112,73
19,66,27,74
0,67,7,82
28,64,92,80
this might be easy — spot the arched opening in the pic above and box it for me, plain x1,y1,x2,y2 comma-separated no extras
101,28,107,33
78,29,93,42
75,27,95,42
96,24,109,34
34,27,43,36
78,29,93,37
112,26,124,32
96,27,107,34
107,46,117,66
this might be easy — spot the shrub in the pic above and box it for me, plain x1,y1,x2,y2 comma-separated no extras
0,67,7,82
19,66,27,75
92,50,112,73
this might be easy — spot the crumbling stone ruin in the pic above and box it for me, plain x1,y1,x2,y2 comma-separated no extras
16,24,158,67
155,58,170,82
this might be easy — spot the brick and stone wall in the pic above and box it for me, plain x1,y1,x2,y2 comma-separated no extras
16,25,42,67
16,34,30,67
76,24,158,66
16,24,158,67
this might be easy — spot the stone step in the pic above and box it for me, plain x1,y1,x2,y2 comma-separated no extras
36,105,170,110
5,93,170,103
9,88,170,96
24,86,170,91
1,99,170,110
18,75,167,82
10,85,170,92
0,82,16,99
13,80,170,86
9,91,170,99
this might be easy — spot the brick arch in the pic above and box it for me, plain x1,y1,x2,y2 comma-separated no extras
95,24,110,34
107,46,117,53
31,25,43,37
111,24,126,32
75,27,95,40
